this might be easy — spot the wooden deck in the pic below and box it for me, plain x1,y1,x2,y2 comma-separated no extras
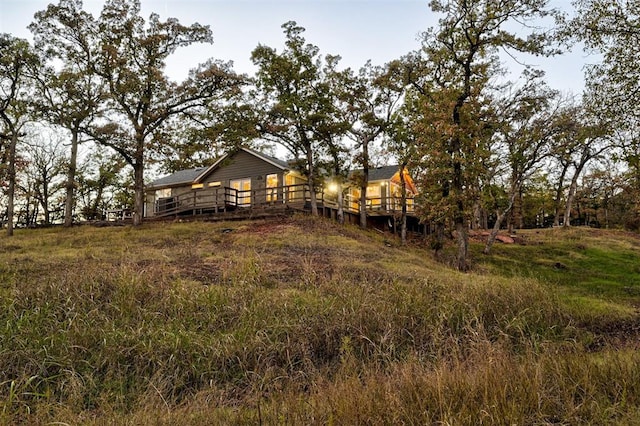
149,183,415,219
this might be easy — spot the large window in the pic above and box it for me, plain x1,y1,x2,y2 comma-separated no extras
366,185,382,207
284,173,300,201
230,178,251,206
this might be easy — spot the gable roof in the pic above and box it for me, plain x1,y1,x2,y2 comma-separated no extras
147,148,291,190
193,147,290,183
147,167,207,189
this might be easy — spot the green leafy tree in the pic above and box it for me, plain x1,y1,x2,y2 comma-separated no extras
29,0,104,227
568,0,640,227
312,55,352,224
92,0,244,225
0,34,39,236
336,61,405,228
413,0,561,270
483,72,560,253
544,99,611,227
76,146,128,220
157,100,262,173
568,0,640,124
387,93,421,244
251,21,340,216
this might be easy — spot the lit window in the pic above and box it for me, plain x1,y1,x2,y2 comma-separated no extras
191,183,204,189
156,188,171,198
230,178,251,206
266,174,278,202
366,185,381,207
208,181,222,187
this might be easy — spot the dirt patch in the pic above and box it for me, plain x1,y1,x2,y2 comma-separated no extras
243,219,298,236
174,260,224,285
583,316,640,351
0,244,21,253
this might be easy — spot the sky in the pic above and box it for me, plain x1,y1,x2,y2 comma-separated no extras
1,0,591,94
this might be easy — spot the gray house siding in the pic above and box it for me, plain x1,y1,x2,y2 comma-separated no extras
201,150,287,206
202,150,284,188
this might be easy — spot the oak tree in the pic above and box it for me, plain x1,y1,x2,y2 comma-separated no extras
414,0,561,270
29,0,104,227
251,21,340,216
0,34,39,236
93,0,244,225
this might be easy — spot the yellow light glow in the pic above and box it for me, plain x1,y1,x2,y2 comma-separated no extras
327,183,338,193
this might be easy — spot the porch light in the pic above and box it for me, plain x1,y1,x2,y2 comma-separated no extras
327,182,338,193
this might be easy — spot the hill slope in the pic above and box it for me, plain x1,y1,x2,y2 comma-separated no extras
1,216,639,424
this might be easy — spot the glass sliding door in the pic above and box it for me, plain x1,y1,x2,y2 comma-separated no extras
230,178,251,207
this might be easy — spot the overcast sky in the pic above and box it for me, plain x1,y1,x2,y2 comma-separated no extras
1,0,590,93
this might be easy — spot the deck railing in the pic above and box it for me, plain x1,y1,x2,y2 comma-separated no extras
152,184,415,217
341,194,415,214
153,184,311,217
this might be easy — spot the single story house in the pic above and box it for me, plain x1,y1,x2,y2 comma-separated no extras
144,147,416,219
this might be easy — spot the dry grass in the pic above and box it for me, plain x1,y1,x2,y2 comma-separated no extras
0,216,639,424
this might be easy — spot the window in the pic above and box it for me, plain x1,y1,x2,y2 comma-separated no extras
156,188,171,198
191,183,204,189
284,173,299,201
230,178,251,206
366,185,381,207
285,174,296,185
266,174,278,202
208,181,221,187
349,188,360,211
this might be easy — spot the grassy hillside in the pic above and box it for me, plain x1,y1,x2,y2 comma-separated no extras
1,216,639,424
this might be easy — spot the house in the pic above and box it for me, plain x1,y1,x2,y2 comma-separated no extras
341,165,418,214
145,147,307,217
144,147,417,221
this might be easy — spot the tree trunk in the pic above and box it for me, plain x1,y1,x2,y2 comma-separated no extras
132,161,144,226
485,184,519,254
42,194,50,225
132,136,145,226
563,172,580,227
399,164,407,245
336,186,344,225
516,190,524,229
553,161,569,227
40,172,51,226
359,137,370,229
306,148,318,216
433,221,445,257
484,211,507,255
472,200,482,230
64,128,79,227
90,185,104,220
6,133,17,236
455,219,468,271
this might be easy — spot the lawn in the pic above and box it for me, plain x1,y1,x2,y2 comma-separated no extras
1,217,639,424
